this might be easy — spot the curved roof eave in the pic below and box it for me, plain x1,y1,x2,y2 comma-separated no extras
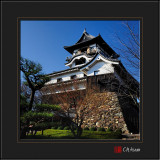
46,52,119,77
64,35,119,59
64,36,100,53
80,52,120,70
46,67,80,77
65,53,93,65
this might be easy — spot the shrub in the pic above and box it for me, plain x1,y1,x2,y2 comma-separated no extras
34,122,49,130
64,126,70,130
83,127,89,130
35,104,61,112
97,127,106,131
90,127,97,131
57,126,64,130
23,111,54,121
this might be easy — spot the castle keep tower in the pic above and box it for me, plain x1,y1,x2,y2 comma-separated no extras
42,29,139,134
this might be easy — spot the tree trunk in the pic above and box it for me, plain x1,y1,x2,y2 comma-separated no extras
29,90,35,110
34,130,37,136
77,126,82,138
69,125,76,138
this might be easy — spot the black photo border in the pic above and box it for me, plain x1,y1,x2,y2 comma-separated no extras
1,1,159,159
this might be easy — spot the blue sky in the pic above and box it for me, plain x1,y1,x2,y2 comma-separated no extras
21,20,140,81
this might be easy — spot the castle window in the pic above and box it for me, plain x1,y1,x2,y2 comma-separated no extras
71,75,77,80
57,78,62,82
75,57,86,66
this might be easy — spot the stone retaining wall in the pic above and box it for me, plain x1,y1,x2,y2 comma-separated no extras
82,92,130,133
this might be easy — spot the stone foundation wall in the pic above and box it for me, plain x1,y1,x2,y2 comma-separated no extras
82,92,131,133
42,73,139,134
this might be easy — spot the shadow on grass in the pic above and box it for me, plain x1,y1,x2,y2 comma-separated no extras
25,129,122,139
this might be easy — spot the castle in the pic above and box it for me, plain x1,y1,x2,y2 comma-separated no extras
42,29,139,134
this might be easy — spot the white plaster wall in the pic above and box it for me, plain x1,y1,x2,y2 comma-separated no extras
47,62,115,85
87,61,114,76
46,54,118,85
66,55,92,68
46,71,84,84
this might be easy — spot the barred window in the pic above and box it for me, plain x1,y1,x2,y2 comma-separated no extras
57,78,62,82
71,75,77,80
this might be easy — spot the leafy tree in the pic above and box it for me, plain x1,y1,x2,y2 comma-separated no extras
20,57,50,110
20,102,61,137
21,104,61,136
20,57,61,138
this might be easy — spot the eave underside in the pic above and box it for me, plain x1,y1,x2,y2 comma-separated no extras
64,36,119,58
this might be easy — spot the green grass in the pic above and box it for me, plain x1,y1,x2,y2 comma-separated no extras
26,129,122,139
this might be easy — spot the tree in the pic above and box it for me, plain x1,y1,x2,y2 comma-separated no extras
42,80,106,138
20,57,59,138
20,100,61,138
21,82,43,105
21,104,61,136
111,21,140,106
20,83,61,138
20,57,50,110
115,21,140,80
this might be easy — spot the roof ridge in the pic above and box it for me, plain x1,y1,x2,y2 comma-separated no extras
47,67,79,76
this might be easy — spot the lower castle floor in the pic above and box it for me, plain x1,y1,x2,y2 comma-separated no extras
42,73,139,134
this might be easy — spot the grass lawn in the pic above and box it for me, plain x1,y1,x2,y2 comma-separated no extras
26,129,122,139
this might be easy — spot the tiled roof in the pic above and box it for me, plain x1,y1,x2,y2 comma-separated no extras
75,30,95,44
47,67,80,76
